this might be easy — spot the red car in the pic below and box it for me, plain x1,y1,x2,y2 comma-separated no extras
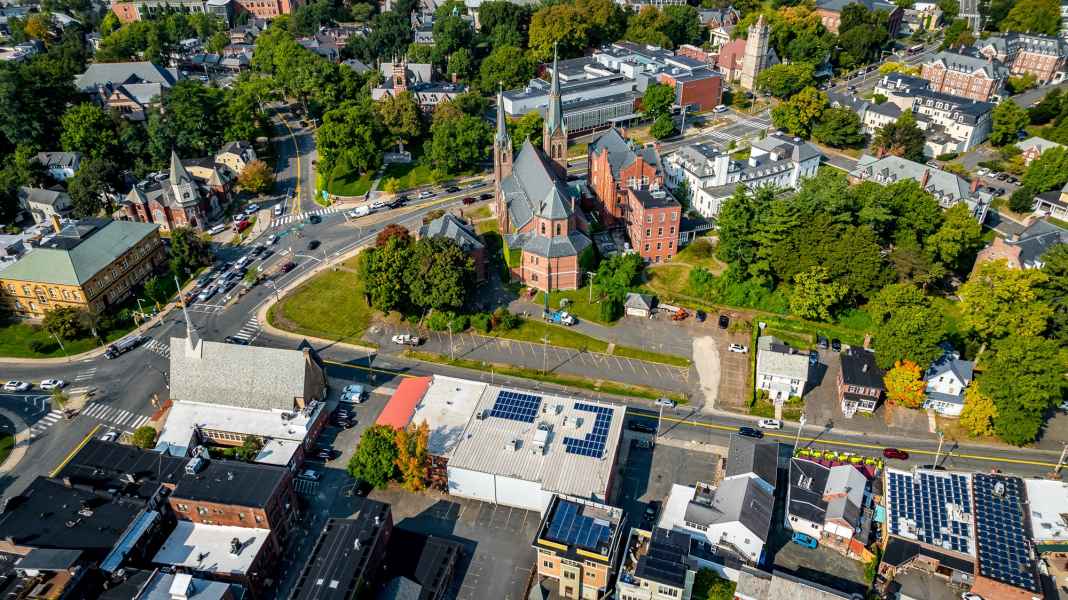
232,219,250,233
280,261,296,273
883,448,909,460
462,196,476,205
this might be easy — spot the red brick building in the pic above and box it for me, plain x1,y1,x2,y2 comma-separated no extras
120,151,230,232
920,51,1008,102
588,128,663,226
815,0,903,35
625,189,681,263
111,0,293,22
658,67,723,112
976,33,1067,85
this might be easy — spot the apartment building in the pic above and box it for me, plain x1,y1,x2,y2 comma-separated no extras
0,218,164,319
74,61,179,120
977,32,1067,84
625,188,682,264
920,51,1007,102
616,528,695,600
111,0,288,22
533,495,627,600
848,154,992,222
873,73,993,154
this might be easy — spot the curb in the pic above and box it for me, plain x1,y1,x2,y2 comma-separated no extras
0,408,31,476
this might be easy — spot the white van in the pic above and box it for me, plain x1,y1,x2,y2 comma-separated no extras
208,224,227,235
273,205,284,217
346,205,371,219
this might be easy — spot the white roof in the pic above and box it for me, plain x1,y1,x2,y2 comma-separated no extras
255,438,300,466
413,376,487,455
156,400,322,457
153,522,269,575
1025,479,1068,542
658,483,696,531
446,384,624,500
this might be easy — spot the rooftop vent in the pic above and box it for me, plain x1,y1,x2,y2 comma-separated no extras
229,537,242,556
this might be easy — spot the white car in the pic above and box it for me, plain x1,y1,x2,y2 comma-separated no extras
758,418,783,430
39,379,66,390
391,334,421,346
244,203,260,214
728,343,748,353
341,384,366,403
273,205,284,217
369,201,387,211
713,104,728,113
3,381,30,392
208,224,227,235
418,190,434,199
1060,400,1068,411
100,431,119,442
961,594,983,600
654,397,676,408
298,469,321,481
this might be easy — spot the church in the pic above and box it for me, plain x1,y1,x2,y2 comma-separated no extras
493,50,593,292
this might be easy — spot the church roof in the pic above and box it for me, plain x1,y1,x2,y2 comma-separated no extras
501,139,575,230
170,150,194,186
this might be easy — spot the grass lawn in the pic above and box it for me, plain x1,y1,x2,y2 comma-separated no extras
405,350,688,403
382,162,437,191
1048,216,1068,230
612,345,691,367
267,268,374,341
0,319,135,359
670,238,725,273
0,433,13,467
533,287,615,325
468,205,492,220
568,142,589,158
644,264,694,298
475,219,498,234
326,164,373,197
489,319,610,353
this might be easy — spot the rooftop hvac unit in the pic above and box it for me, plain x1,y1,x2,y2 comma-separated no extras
185,457,205,475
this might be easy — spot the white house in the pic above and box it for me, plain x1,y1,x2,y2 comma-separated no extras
786,458,872,558
922,348,974,417
755,335,809,403
17,187,72,224
659,476,774,565
663,133,821,219
34,152,81,181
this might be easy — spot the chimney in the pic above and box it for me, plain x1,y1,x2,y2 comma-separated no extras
920,168,930,189
971,177,979,193
50,214,62,234
863,333,872,349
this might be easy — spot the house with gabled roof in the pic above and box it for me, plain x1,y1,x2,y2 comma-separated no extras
923,346,974,417
419,213,486,281
919,51,1007,102
75,61,179,121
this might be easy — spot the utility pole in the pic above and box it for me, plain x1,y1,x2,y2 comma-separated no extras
542,336,549,374
448,322,455,361
933,430,945,467
793,412,807,450
50,330,69,363
1056,443,1068,474
656,404,664,440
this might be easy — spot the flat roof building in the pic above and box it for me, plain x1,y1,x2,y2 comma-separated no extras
289,499,393,600
533,495,627,600
153,522,272,597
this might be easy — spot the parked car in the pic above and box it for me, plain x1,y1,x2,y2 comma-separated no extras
418,190,434,199
315,448,338,461
209,224,227,235
244,203,260,214
197,285,217,302
445,185,460,193
462,196,476,205
100,430,119,442
391,333,422,346
39,379,66,390
630,438,653,450
728,343,748,353
3,381,31,392
654,397,676,408
298,469,321,481
961,594,983,600
280,261,296,273
718,315,729,329
831,338,842,352
223,336,249,345
809,350,819,365
791,532,818,549
695,310,706,322
273,205,284,217
341,384,366,403
671,308,689,321
642,501,662,526
307,240,320,251
479,192,494,201
627,420,657,434
883,448,909,460
737,426,763,439
268,234,279,245
713,104,728,113
757,418,782,430
817,335,829,349
307,214,321,224
232,220,250,233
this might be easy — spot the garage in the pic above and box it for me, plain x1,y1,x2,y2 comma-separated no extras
624,293,657,318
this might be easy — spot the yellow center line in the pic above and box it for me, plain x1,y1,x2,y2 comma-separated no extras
51,423,100,477
279,114,301,215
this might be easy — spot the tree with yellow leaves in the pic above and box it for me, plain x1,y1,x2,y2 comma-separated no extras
959,384,997,438
394,420,429,492
883,360,927,409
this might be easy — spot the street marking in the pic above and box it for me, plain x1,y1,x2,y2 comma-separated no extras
231,316,262,343
52,423,101,477
73,367,97,382
29,410,64,437
82,402,151,430
143,338,171,358
271,206,343,227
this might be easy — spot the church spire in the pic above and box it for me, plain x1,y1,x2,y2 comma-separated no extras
543,44,567,175
179,276,202,358
495,85,510,146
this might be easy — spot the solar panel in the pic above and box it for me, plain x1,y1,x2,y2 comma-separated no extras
885,469,974,553
488,390,542,423
563,402,614,458
972,474,1038,592
546,499,612,552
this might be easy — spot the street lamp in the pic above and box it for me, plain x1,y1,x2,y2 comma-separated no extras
933,430,945,467
49,330,69,363
793,412,807,450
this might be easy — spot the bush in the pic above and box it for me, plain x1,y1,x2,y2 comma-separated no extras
1008,186,1036,213
492,307,520,331
936,152,958,161
599,297,623,322
28,339,53,354
448,313,469,332
471,312,492,333
131,426,157,449
426,311,450,331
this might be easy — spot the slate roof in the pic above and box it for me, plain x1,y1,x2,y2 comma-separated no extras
725,434,779,488
500,139,574,229
0,219,158,286
1008,218,1068,265
1016,136,1063,154
978,32,1068,58
927,51,1008,79
684,477,774,542
624,292,656,311
839,348,884,389
850,154,990,214
419,214,484,251
506,229,591,259
589,128,662,180
75,62,177,93
18,186,70,208
168,336,315,410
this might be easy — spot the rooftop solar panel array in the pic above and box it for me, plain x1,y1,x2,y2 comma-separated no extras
886,470,974,555
488,390,542,423
546,499,613,553
972,474,1038,592
563,402,614,458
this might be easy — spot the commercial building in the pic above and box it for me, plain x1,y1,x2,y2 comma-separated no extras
922,347,974,417
873,73,994,155
419,213,486,281
786,458,873,559
969,474,1041,600
111,0,288,22
372,60,466,112
814,0,903,35
755,335,810,403
378,530,463,600
74,61,179,120
100,569,241,600
152,522,273,598
595,42,723,111
120,150,234,232
0,218,165,320
494,60,593,292
848,154,991,223
289,501,394,600
976,32,1067,84
377,375,624,511
837,348,884,417
616,528,695,600
533,495,627,600
1024,478,1068,547
663,133,821,219
919,51,1007,102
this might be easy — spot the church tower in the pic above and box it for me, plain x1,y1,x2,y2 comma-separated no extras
542,45,568,176
169,150,197,207
740,15,769,91
494,88,513,234
392,58,408,93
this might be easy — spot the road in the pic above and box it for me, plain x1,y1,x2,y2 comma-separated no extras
270,103,317,216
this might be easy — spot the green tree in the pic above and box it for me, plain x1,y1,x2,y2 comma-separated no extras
147,81,227,161
236,159,274,194
528,4,590,59
347,425,399,488
316,99,384,176
479,45,536,92
68,157,119,218
348,11,412,64
789,265,846,321
433,12,474,59
873,110,926,162
641,83,675,120
394,421,429,491
131,426,158,449
940,18,975,50
508,111,544,150
959,384,997,437
980,335,1066,445
756,62,815,99
234,435,264,461
43,306,87,340
868,283,945,370
990,100,1029,146
1006,73,1038,95
812,106,864,148
691,568,736,600
446,47,474,81
959,259,1052,343
650,113,676,139
660,5,702,47
1008,186,1036,213
576,0,628,45
478,1,532,47
426,113,491,174
60,102,118,160
925,202,982,269
375,90,423,151
770,86,828,138
169,226,212,279
999,0,1060,35
1029,88,1062,125
206,30,229,54
1021,146,1068,192
1040,244,1068,344
623,6,672,47
406,237,475,311
357,235,412,312
142,275,174,310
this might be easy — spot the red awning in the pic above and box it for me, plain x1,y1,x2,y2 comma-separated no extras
375,376,432,429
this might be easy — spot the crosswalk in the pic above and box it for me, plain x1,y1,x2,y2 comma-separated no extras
733,116,771,129
704,129,743,144
230,316,261,344
73,367,97,383
28,410,64,438
187,302,224,314
81,402,151,430
144,338,171,359
271,206,343,227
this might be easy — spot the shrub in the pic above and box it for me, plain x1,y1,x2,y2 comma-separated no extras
471,312,492,333
599,297,623,322
1009,186,1036,213
936,152,958,161
28,339,53,354
426,311,450,331
448,313,469,332
492,307,520,331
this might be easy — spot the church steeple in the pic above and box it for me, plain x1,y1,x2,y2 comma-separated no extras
493,86,513,234
543,44,567,175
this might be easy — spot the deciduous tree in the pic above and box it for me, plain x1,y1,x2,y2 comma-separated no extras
1021,146,1068,192
959,259,1051,343
990,100,1029,146
925,202,983,269
641,82,675,120
479,45,536,92
347,425,399,488
528,4,590,59
237,159,274,194
770,86,828,138
999,0,1060,35
1039,243,1068,344
868,283,945,370
169,226,212,279
43,306,87,340
756,62,815,99
406,237,475,311
884,360,926,408
426,113,491,174
873,110,926,162
650,113,676,139
812,106,864,148
789,265,845,321
958,384,997,437
394,420,429,491
60,103,118,160
980,335,1066,445
132,426,158,449
375,90,423,151
376,224,411,247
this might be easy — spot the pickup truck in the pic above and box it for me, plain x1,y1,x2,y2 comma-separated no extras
543,310,576,326
391,333,422,346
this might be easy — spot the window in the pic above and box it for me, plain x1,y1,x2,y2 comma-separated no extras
555,223,561,235
564,571,577,580
644,243,650,252
645,228,651,237
669,226,675,235
541,222,546,234
656,242,662,250
646,215,652,224
543,560,554,568
197,507,208,515
657,227,662,237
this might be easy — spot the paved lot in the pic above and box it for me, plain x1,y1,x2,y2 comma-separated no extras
369,489,539,600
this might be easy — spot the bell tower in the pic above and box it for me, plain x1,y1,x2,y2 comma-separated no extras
542,45,568,176
494,88,513,234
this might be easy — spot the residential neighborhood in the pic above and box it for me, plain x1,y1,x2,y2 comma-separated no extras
0,0,1067,598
